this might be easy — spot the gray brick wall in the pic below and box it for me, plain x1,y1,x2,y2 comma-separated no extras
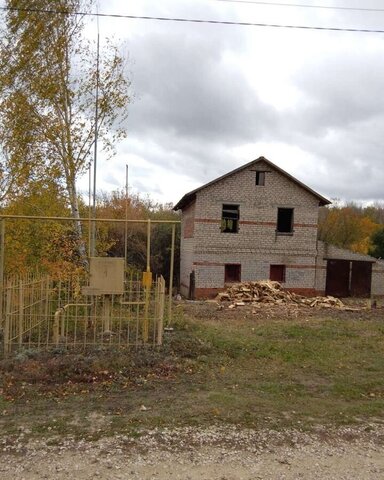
189,160,320,291
177,159,384,298
180,201,195,296
372,260,384,297
193,253,317,289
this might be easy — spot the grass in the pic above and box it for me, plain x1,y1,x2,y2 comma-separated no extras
1,304,384,439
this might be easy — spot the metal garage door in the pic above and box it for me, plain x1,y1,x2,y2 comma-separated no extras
325,259,350,297
351,261,372,297
326,259,372,298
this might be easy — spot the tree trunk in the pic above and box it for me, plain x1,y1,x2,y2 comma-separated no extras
67,176,88,266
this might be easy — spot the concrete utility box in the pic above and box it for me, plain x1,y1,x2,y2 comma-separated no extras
85,257,125,295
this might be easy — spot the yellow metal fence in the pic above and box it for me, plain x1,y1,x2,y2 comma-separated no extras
1,272,166,357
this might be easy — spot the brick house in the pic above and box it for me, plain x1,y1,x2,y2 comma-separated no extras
174,156,384,299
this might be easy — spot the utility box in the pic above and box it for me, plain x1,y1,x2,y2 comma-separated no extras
83,257,125,295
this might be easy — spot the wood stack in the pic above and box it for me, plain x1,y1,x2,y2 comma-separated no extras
215,280,346,309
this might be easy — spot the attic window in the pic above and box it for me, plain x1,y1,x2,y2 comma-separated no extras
221,204,239,233
255,171,265,186
277,208,294,234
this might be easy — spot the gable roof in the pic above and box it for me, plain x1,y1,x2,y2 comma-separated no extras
173,156,331,210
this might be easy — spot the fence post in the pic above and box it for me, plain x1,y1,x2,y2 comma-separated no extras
45,276,50,348
53,309,61,346
18,279,24,347
4,287,11,356
168,224,175,325
143,219,152,343
157,277,165,346
0,218,5,329
60,310,66,339
102,295,111,333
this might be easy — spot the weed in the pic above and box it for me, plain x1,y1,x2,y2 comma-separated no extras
1,307,384,438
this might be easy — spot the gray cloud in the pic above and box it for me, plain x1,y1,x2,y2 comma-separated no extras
270,39,384,203
122,26,281,190
129,33,277,137
290,49,384,134
97,0,384,204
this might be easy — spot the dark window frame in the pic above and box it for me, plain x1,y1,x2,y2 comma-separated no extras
277,207,294,234
270,264,286,282
221,204,239,233
225,264,241,283
255,171,266,186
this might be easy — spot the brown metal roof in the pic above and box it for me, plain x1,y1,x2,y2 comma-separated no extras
173,156,331,210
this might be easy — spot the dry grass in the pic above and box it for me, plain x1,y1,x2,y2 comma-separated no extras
1,301,384,440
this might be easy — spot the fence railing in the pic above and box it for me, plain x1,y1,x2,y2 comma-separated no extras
2,273,52,355
1,272,166,357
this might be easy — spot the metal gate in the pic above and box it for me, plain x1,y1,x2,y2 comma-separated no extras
325,260,350,297
325,259,372,298
0,214,180,357
351,261,372,297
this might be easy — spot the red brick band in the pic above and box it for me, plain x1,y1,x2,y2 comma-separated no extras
193,261,225,267
191,262,327,270
194,218,317,228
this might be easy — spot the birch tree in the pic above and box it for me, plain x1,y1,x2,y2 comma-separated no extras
0,92,40,205
0,0,131,258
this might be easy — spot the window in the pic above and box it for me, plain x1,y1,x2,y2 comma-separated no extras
221,204,239,233
255,171,265,186
277,208,294,234
270,265,286,282
225,264,241,283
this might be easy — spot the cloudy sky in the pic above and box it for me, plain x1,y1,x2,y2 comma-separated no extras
79,0,384,206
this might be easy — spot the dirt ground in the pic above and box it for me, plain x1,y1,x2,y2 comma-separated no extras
1,424,384,479
181,296,378,323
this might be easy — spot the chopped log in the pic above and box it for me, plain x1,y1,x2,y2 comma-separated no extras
216,280,356,310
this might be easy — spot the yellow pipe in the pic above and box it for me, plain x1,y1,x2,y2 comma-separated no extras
0,214,179,224
146,219,151,272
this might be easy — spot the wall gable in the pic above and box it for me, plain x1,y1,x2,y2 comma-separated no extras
174,157,330,212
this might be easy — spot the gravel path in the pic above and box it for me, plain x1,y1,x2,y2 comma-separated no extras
1,425,384,479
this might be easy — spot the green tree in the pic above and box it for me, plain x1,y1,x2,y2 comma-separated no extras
0,93,43,205
0,0,131,259
368,227,384,259
0,144,28,206
318,205,378,254
93,191,180,285
2,180,71,275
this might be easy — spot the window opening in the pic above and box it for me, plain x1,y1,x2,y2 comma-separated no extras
255,171,265,186
270,265,286,282
221,204,239,233
225,264,241,283
277,208,294,233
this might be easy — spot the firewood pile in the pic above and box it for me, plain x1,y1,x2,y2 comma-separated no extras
215,280,347,309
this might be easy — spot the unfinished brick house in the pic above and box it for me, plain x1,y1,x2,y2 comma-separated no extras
174,156,384,299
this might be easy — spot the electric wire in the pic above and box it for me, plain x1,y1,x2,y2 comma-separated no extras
215,0,384,14
0,5,383,34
